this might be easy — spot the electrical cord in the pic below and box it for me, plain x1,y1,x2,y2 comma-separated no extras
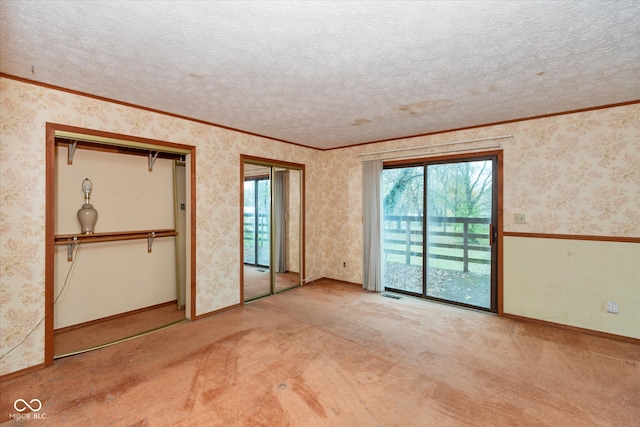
0,241,83,361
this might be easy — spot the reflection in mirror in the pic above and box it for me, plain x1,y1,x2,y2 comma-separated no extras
274,168,301,292
243,164,271,300
242,159,303,302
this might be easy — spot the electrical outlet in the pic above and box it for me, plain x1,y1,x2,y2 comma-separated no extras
607,301,619,314
513,214,526,224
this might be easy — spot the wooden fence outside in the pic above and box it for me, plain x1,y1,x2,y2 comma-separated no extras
384,215,491,272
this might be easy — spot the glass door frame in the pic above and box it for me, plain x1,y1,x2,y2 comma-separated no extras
240,155,305,303
382,150,502,313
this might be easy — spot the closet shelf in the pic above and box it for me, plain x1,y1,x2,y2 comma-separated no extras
55,229,177,261
54,229,177,243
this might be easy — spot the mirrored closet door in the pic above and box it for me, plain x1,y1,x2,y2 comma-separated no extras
241,157,304,302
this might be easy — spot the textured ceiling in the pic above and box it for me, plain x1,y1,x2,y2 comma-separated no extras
1,1,639,149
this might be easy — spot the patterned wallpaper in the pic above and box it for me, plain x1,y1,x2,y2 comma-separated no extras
0,78,320,375
1,76,638,375
315,103,640,284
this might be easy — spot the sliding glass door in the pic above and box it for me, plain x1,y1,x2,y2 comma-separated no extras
381,166,424,294
383,155,497,311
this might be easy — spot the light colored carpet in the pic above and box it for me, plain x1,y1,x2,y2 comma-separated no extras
2,280,638,426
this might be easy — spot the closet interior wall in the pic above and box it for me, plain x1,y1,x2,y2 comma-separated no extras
54,143,178,329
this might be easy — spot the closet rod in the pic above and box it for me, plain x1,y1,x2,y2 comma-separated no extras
357,135,513,157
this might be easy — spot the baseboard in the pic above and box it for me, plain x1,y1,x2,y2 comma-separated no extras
0,363,46,383
55,300,179,333
310,279,638,345
306,277,362,287
501,313,640,345
193,302,243,320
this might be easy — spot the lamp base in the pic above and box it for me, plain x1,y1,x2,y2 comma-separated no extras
77,203,98,234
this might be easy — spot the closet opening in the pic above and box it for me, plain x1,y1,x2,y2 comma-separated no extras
45,123,196,364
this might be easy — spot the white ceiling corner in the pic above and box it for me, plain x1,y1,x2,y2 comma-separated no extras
1,0,639,149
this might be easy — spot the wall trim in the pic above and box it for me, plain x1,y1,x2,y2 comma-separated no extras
2,73,638,152
304,277,361,287
326,100,640,151
319,277,639,344
192,302,243,320
503,231,640,244
0,73,312,150
0,363,46,383
312,277,362,287
502,313,640,345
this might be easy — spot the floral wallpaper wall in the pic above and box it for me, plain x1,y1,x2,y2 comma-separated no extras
315,103,640,283
1,75,638,376
0,77,320,375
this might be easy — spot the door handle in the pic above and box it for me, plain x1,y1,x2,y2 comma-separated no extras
489,223,496,246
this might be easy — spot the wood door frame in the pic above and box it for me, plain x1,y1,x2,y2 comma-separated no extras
45,123,197,366
383,150,503,314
